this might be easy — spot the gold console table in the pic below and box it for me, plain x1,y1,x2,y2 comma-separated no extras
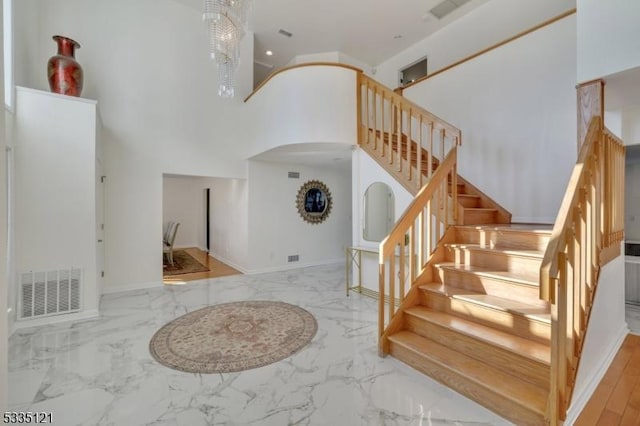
345,246,380,299
346,246,411,304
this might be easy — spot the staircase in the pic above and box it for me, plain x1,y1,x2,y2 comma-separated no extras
356,72,625,426
388,224,553,425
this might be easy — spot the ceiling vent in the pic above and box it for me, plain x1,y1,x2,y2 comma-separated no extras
430,0,470,20
278,29,293,38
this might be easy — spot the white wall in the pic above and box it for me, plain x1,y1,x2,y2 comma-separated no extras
565,251,628,424
12,0,37,90
374,0,576,89
208,177,249,271
0,0,8,411
401,15,577,223
13,87,99,313
246,161,351,273
246,65,358,159
351,149,413,251
287,52,340,66
14,0,258,292
287,51,374,76
577,0,640,83
623,106,640,145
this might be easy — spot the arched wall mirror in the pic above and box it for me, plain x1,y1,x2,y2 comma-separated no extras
363,182,395,242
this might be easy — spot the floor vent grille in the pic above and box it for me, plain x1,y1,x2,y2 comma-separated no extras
19,268,82,320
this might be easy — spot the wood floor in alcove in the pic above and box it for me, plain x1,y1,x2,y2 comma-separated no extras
575,333,640,425
163,247,242,284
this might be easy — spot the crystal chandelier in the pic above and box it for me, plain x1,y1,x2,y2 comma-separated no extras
203,0,251,98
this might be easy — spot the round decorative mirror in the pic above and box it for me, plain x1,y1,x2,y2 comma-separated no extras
296,180,332,224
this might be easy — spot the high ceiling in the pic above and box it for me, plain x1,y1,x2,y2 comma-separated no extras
175,0,488,76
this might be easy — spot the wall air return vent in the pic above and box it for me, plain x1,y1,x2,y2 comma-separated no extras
19,268,82,320
430,0,471,20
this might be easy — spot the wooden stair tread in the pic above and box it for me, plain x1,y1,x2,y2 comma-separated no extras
404,306,550,364
435,262,540,285
388,331,548,415
419,282,551,323
456,224,553,234
445,243,545,259
463,207,497,212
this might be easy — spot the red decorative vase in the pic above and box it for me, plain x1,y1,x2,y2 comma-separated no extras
47,35,83,97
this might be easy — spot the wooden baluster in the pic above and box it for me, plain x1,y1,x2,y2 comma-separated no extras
417,116,423,189
418,210,425,268
396,105,402,171
399,236,406,302
426,199,432,256
407,109,412,183
378,255,385,340
579,188,587,334
444,171,450,227
428,123,434,178
588,167,596,301
435,189,441,244
549,293,561,425
604,138,611,246
389,101,394,165
452,158,458,223
381,94,387,159
371,86,382,151
410,224,416,283
557,250,569,416
389,249,396,323
573,203,582,343
440,128,446,160
566,230,576,369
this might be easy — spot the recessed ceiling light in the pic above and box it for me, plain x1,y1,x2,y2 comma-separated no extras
266,50,273,56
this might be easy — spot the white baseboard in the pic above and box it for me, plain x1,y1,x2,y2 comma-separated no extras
13,309,100,331
207,252,249,274
564,323,629,425
101,281,163,295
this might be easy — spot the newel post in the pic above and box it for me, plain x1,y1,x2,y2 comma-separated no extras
577,79,604,153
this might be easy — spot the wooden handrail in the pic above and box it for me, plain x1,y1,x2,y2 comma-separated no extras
540,116,625,423
378,147,458,353
358,74,461,194
244,62,362,102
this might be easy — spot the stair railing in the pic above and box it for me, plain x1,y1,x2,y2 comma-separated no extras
540,117,625,423
377,147,459,355
357,73,461,195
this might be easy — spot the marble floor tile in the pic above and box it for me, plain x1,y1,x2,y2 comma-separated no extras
9,264,512,426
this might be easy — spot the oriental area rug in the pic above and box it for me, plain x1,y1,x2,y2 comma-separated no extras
149,301,318,374
163,250,210,275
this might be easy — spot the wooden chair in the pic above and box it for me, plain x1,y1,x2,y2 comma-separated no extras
163,222,180,266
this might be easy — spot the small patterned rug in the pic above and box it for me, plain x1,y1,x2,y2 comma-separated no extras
163,250,209,275
149,301,317,373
